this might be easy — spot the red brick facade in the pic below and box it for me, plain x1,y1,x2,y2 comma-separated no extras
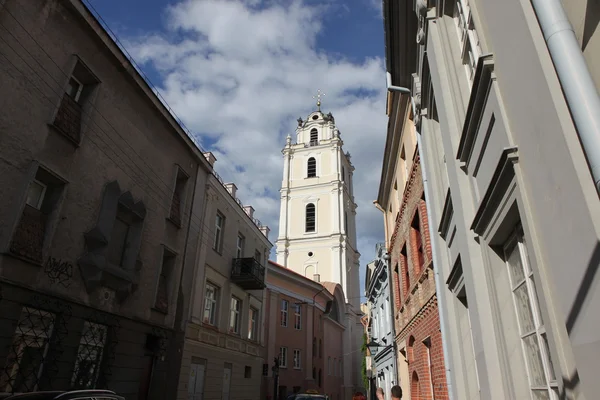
388,154,448,400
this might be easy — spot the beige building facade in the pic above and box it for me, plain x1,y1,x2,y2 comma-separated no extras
177,165,272,400
382,0,600,399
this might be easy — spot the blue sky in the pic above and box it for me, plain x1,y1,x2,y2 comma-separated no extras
86,0,388,300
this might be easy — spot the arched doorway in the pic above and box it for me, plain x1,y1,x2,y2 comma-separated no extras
411,371,420,400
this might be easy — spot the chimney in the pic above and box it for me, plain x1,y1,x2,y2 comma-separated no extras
203,152,217,166
313,274,320,283
259,225,270,239
243,205,255,218
224,183,238,198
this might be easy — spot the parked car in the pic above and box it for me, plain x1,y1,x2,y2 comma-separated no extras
0,390,124,399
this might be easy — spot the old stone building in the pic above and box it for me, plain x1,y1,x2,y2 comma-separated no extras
0,0,212,398
176,165,272,400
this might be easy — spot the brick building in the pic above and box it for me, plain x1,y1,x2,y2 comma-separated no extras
375,91,448,398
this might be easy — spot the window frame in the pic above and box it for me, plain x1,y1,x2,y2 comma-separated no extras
214,211,225,253
293,349,301,369
294,304,302,330
453,0,482,83
281,299,289,327
305,203,316,233
307,157,317,178
229,296,242,334
203,282,219,326
236,233,245,258
248,307,259,341
309,128,318,145
25,180,47,210
504,228,558,399
279,347,288,368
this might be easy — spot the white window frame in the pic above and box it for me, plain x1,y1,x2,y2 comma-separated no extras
280,347,288,368
214,212,225,252
26,179,47,210
229,296,241,334
504,228,558,399
66,76,84,102
294,304,302,330
293,349,301,369
203,283,219,326
281,299,289,327
248,307,258,341
236,233,245,258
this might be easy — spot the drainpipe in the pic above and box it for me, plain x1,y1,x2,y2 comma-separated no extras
530,0,600,193
383,252,399,387
386,73,455,400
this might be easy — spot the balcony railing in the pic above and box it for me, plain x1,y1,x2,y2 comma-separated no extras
10,205,47,263
231,258,266,290
53,94,82,144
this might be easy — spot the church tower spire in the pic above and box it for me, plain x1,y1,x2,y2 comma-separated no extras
275,92,360,308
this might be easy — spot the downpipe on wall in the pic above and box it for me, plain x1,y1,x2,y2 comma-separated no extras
386,74,455,400
530,0,600,193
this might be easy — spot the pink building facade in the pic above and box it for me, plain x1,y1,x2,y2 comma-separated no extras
264,261,347,400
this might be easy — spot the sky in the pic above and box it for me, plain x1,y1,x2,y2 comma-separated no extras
86,0,388,301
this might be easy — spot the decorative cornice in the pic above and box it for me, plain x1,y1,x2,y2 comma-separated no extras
457,54,495,164
389,153,421,251
471,147,519,235
438,188,453,240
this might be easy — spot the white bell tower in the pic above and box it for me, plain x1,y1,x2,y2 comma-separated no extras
275,91,361,308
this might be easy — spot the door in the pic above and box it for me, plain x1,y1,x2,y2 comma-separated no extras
188,359,206,400
222,363,232,400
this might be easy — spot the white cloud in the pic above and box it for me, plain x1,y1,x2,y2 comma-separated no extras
125,0,387,300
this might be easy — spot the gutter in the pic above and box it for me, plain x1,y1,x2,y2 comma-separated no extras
386,76,455,400
530,0,600,193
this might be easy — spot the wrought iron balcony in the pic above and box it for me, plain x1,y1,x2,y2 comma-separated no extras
231,258,265,290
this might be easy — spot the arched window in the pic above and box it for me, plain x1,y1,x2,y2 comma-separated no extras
310,128,318,145
306,203,316,232
307,157,317,178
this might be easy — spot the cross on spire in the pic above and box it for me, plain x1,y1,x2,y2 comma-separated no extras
313,89,325,111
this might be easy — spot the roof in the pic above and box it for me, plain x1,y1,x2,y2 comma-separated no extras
382,0,419,88
321,281,338,296
268,261,325,291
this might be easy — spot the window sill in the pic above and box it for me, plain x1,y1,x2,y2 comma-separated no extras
166,215,182,229
152,306,168,315
4,250,44,267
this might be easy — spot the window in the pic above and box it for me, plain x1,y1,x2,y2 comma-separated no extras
254,249,261,262
107,206,133,268
189,358,206,400
453,0,482,82
244,366,252,379
293,349,301,369
214,212,225,253
505,228,557,398
341,166,345,182
229,297,241,334
248,307,258,341
310,128,318,145
71,322,108,389
411,213,424,274
279,347,288,368
53,61,98,144
319,339,322,358
339,360,342,377
169,168,188,226
155,248,176,313
344,212,348,232
0,307,56,392
294,304,302,330
307,157,317,178
203,283,219,325
333,358,337,376
305,203,316,232
312,338,317,356
10,168,65,264
236,233,245,258
281,300,289,327
328,357,332,375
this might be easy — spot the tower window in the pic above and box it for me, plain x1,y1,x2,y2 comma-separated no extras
307,157,317,178
305,203,316,232
310,129,318,145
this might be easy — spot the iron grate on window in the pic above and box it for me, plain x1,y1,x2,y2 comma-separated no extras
0,304,65,393
71,322,108,390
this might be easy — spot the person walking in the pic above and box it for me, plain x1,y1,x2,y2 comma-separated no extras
390,386,402,400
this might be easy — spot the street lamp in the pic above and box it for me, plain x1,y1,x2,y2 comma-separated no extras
366,340,382,356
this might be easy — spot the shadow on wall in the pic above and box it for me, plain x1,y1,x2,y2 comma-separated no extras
583,0,600,50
